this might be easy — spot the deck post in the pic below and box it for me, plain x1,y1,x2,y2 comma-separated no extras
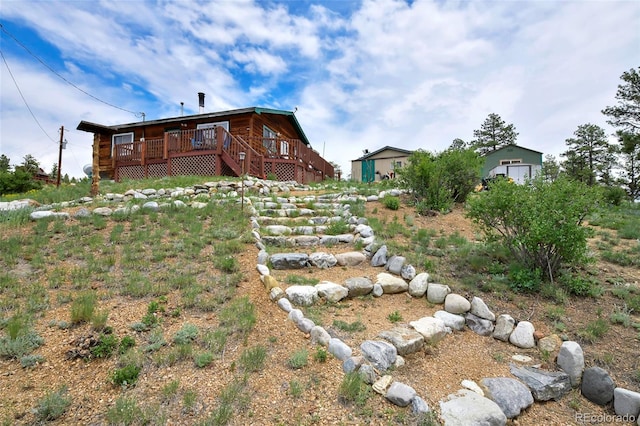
141,141,146,166
163,133,169,159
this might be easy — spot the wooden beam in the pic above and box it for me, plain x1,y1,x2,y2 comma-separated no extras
91,134,100,196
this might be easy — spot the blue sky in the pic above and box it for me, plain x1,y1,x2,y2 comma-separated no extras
1,0,639,179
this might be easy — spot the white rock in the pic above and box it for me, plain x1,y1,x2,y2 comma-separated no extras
509,321,536,349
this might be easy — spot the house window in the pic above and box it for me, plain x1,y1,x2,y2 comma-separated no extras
263,126,277,156
500,159,522,165
112,132,134,156
395,161,402,168
196,121,229,148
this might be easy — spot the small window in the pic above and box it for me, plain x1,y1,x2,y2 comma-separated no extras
112,132,134,156
500,159,522,165
395,161,402,168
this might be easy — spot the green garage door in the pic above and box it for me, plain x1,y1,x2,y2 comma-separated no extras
362,159,375,182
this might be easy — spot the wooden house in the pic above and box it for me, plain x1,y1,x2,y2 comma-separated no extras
351,146,413,182
77,107,334,184
482,145,543,184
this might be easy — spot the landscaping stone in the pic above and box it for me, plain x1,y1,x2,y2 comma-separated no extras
285,285,318,306
376,272,408,294
470,296,495,321
426,283,451,304
378,326,425,355
359,364,377,384
256,264,269,276
434,311,466,331
465,313,495,336
360,340,397,371
269,287,284,301
411,396,431,414
613,388,640,418
277,298,292,313
370,245,388,267
556,341,584,387
492,315,515,342
386,381,416,407
270,253,309,269
309,252,337,269
296,318,315,333
461,379,484,396
315,281,348,302
538,334,562,354
310,326,331,346
581,366,615,406
344,277,373,297
509,321,535,349
439,389,507,426
343,356,364,373
373,375,393,395
335,251,366,266
328,338,352,361
372,283,383,297
400,264,416,280
410,316,450,344
509,365,571,401
408,273,429,297
288,309,304,323
480,377,534,419
386,255,406,275
444,293,471,314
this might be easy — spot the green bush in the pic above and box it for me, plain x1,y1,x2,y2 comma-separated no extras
173,323,199,345
34,385,71,421
602,186,628,206
70,292,96,325
508,263,542,293
288,348,308,369
466,176,598,281
382,195,400,210
194,351,214,368
91,333,118,359
111,364,141,387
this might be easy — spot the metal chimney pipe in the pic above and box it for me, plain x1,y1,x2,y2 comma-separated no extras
198,92,205,114
180,102,184,116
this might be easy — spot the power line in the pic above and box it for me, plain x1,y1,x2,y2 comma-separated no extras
0,49,57,143
0,22,143,118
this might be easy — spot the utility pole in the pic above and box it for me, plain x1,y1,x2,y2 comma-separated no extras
56,126,64,187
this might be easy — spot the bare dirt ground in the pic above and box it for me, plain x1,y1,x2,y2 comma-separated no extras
1,193,639,425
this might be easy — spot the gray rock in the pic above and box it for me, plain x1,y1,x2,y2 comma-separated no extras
288,309,304,323
269,287,284,301
465,313,495,336
360,340,397,371
372,283,383,297
285,285,318,306
426,283,451,304
92,207,113,216
410,316,450,344
315,281,348,302
343,356,364,373
30,210,70,220
328,338,352,361
371,245,388,267
265,225,292,235
359,364,377,384
270,253,309,269
400,264,416,280
256,264,269,276
310,326,331,346
277,298,292,313
376,272,408,294
509,364,571,401
378,326,425,355
344,277,373,297
493,315,515,342
335,251,366,266
309,252,337,269
142,201,159,211
434,311,466,331
581,367,615,406
293,225,314,235
292,236,320,247
408,273,430,297
73,208,91,218
386,255,406,275
296,318,315,333
440,389,507,426
614,388,640,418
470,296,496,321
355,224,374,238
480,377,534,419
411,396,431,415
556,341,584,387
444,293,471,314
509,321,535,349
386,382,416,407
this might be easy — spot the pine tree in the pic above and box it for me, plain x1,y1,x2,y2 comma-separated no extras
471,113,518,155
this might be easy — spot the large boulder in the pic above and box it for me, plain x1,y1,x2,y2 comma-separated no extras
315,281,348,302
509,321,535,349
285,285,318,306
509,365,571,401
439,389,507,426
556,341,584,387
581,367,615,406
360,340,397,371
480,377,534,419
376,272,408,294
408,273,430,297
410,317,450,344
378,326,425,355
344,277,374,297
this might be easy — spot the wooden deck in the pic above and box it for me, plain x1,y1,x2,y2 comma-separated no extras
113,128,333,183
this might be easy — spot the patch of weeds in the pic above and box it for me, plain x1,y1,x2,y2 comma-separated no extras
119,336,136,354
338,371,371,407
326,219,349,235
203,329,228,355
34,385,71,422
0,325,44,359
219,297,256,337
493,352,505,363
609,304,633,327
20,354,45,368
288,379,304,398
70,291,96,325
213,255,240,273
333,319,366,333
161,380,180,400
285,274,320,286
559,273,601,297
173,323,199,345
106,396,142,425
91,333,118,359
144,329,166,353
382,195,400,210
194,351,214,368
239,345,267,373
578,318,610,343
288,348,308,369
508,263,542,293
110,364,141,387
387,310,403,323
91,309,109,331
314,347,328,363
544,305,565,322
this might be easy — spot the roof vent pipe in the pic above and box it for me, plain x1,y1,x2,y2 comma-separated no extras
198,92,205,114
180,102,184,116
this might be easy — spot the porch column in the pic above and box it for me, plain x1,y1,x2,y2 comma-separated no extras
91,133,100,196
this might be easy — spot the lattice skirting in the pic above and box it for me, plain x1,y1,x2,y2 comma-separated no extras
274,163,296,182
148,163,168,178
118,165,145,180
171,155,216,176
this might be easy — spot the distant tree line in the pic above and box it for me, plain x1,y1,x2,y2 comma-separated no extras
0,154,72,196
